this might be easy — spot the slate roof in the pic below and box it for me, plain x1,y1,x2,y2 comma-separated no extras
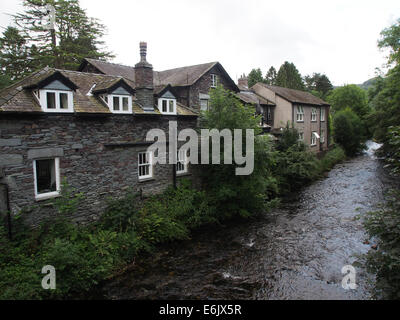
80,59,239,91
237,91,275,106
0,68,197,116
254,83,329,106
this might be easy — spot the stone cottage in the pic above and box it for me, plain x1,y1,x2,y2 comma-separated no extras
0,42,238,226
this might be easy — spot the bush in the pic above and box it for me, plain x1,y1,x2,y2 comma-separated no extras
318,146,346,172
364,190,400,299
333,108,366,156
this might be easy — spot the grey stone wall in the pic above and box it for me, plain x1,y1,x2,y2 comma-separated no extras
0,114,198,226
174,66,238,111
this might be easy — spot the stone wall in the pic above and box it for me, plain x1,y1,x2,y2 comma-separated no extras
188,66,238,111
0,114,198,226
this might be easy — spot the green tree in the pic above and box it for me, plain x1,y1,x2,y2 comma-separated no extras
265,66,277,85
199,85,278,219
327,84,370,120
276,61,305,90
0,27,31,88
13,0,113,71
247,68,264,88
304,73,333,99
332,108,366,156
378,17,400,65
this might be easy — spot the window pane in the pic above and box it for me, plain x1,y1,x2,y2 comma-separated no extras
169,100,174,113
60,93,68,109
113,96,120,111
162,100,167,112
36,159,56,194
122,97,129,111
200,99,208,111
46,92,56,109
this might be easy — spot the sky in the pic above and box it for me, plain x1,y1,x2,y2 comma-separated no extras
0,0,399,86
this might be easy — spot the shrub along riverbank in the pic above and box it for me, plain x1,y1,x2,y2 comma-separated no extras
0,145,346,300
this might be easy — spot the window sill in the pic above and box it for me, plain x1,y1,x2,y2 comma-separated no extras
138,177,156,183
296,121,304,123
35,192,61,202
177,172,191,177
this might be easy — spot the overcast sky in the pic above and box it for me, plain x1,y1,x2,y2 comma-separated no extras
1,0,399,86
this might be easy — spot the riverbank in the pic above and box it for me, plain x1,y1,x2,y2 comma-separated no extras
0,146,347,300
98,142,389,300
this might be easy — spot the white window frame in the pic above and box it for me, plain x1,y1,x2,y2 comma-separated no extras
158,98,177,115
138,151,153,180
311,108,317,122
108,94,132,114
211,74,218,88
311,132,318,146
33,158,61,201
296,106,304,122
176,150,189,175
320,108,325,122
298,132,304,141
39,89,74,113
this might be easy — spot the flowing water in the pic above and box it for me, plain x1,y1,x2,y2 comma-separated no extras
101,142,393,300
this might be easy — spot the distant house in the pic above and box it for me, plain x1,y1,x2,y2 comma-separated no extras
236,75,276,132
237,76,330,152
79,59,239,113
0,43,200,226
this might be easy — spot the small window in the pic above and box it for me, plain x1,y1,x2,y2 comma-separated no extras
298,132,304,141
320,108,325,122
177,150,188,174
113,96,120,111
33,158,60,200
40,90,73,112
108,95,132,114
311,108,317,122
138,152,153,180
296,106,304,122
211,74,218,88
311,132,318,146
159,98,176,115
200,99,209,112
46,92,56,109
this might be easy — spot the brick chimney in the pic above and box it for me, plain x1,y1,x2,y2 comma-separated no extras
135,42,154,111
238,74,249,90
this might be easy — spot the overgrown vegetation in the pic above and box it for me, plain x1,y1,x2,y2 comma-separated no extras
332,108,366,156
362,17,400,299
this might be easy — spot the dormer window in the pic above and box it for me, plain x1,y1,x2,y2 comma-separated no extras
159,98,176,115
109,95,132,113
39,89,74,113
211,74,218,88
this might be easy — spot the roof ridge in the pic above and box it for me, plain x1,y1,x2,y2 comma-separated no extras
157,61,218,74
85,58,136,69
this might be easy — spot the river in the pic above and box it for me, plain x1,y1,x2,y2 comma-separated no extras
101,141,392,300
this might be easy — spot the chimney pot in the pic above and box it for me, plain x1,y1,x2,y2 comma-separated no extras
140,42,147,62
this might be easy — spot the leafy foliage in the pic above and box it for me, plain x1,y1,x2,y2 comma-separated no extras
364,190,400,299
276,61,305,90
247,68,264,88
332,108,366,156
327,84,370,120
265,66,277,85
304,73,333,99
199,85,279,219
0,0,113,89
378,17,400,65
